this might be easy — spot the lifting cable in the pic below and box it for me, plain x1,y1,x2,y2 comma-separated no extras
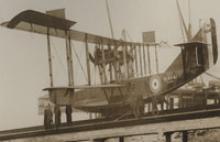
105,0,114,39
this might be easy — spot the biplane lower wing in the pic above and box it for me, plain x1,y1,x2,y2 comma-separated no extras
43,84,126,91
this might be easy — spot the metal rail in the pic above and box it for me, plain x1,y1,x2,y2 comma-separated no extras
1,104,220,141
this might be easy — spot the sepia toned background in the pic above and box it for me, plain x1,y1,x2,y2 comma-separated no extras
0,0,219,130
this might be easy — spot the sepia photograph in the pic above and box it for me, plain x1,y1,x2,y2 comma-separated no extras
0,0,220,142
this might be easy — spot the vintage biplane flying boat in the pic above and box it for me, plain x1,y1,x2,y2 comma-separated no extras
1,2,218,125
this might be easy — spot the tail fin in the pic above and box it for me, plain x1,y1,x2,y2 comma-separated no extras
162,18,218,96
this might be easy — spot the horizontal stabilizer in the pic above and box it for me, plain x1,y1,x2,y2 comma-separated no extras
174,41,208,48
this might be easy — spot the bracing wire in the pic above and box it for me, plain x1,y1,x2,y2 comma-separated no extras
125,30,133,42
51,39,66,72
158,41,174,48
71,41,88,82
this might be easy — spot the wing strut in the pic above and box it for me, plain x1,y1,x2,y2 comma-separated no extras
46,28,54,88
85,34,91,85
134,45,138,77
139,45,143,76
65,31,74,88
147,45,152,75
154,44,159,74
143,44,147,75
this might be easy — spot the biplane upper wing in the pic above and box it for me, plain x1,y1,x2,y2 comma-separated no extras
1,10,158,46
4,10,76,30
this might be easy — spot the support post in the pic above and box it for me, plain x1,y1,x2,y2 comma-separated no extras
119,136,124,142
164,132,172,142
85,34,91,85
182,131,188,142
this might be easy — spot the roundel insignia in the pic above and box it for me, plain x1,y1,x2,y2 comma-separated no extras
149,75,163,94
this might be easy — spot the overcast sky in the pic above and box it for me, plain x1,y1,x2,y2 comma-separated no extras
0,0,220,130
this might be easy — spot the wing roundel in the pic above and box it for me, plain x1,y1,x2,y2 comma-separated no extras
149,75,163,94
